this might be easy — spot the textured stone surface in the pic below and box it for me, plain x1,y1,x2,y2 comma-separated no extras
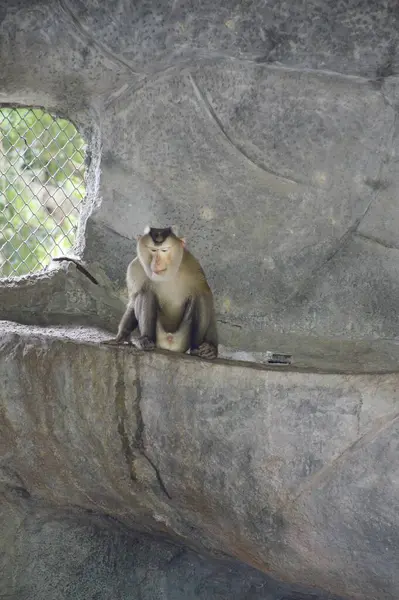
2,1,399,598
0,500,341,600
0,262,124,332
1,0,399,346
1,322,399,599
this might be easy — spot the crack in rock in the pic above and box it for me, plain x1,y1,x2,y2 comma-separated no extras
114,353,171,499
58,0,142,76
114,354,136,482
188,73,307,190
134,355,172,500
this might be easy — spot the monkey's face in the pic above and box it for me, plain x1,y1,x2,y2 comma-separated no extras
137,228,184,282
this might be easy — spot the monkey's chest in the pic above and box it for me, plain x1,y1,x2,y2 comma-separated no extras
155,287,187,332
154,285,191,353
157,303,185,332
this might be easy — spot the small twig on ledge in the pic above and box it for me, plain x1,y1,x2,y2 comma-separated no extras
52,256,99,285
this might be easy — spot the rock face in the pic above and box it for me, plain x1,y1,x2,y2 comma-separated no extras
1,322,399,599
1,504,341,600
1,0,399,598
1,0,399,349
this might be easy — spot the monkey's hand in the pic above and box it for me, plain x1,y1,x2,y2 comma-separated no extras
134,335,156,351
191,342,218,360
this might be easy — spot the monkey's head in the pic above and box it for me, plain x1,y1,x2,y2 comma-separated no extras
137,226,185,281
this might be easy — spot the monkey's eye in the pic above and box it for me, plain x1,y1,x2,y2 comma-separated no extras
161,249,168,253
149,248,156,253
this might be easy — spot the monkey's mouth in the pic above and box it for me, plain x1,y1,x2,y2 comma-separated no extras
153,269,167,275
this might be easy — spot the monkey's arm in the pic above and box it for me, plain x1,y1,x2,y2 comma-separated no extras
103,284,157,346
190,292,218,360
102,258,145,345
116,301,139,343
101,300,138,345
103,285,158,347
132,287,158,350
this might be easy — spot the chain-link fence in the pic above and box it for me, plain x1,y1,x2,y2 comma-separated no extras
0,107,87,277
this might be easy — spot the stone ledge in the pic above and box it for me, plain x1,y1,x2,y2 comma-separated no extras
0,321,398,598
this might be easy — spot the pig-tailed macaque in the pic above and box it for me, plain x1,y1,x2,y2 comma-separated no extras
106,226,218,360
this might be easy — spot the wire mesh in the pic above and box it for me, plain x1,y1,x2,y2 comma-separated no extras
0,107,87,277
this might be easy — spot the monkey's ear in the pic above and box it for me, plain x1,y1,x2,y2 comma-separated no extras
137,234,142,240
171,225,180,237
180,237,186,248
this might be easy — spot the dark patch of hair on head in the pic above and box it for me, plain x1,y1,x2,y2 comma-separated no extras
149,227,173,245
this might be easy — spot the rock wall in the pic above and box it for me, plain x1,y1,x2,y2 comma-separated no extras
1,1,399,598
1,500,342,600
1,0,399,349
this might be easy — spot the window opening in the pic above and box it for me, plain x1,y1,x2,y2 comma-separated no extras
0,107,86,277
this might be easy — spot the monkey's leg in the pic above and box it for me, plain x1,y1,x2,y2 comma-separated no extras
102,301,138,345
134,288,158,351
189,295,218,360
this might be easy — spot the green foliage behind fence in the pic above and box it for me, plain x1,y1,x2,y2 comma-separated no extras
0,107,86,277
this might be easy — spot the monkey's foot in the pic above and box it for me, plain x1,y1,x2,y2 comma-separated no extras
134,335,156,351
191,342,218,360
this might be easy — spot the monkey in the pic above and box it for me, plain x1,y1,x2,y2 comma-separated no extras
104,226,218,360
